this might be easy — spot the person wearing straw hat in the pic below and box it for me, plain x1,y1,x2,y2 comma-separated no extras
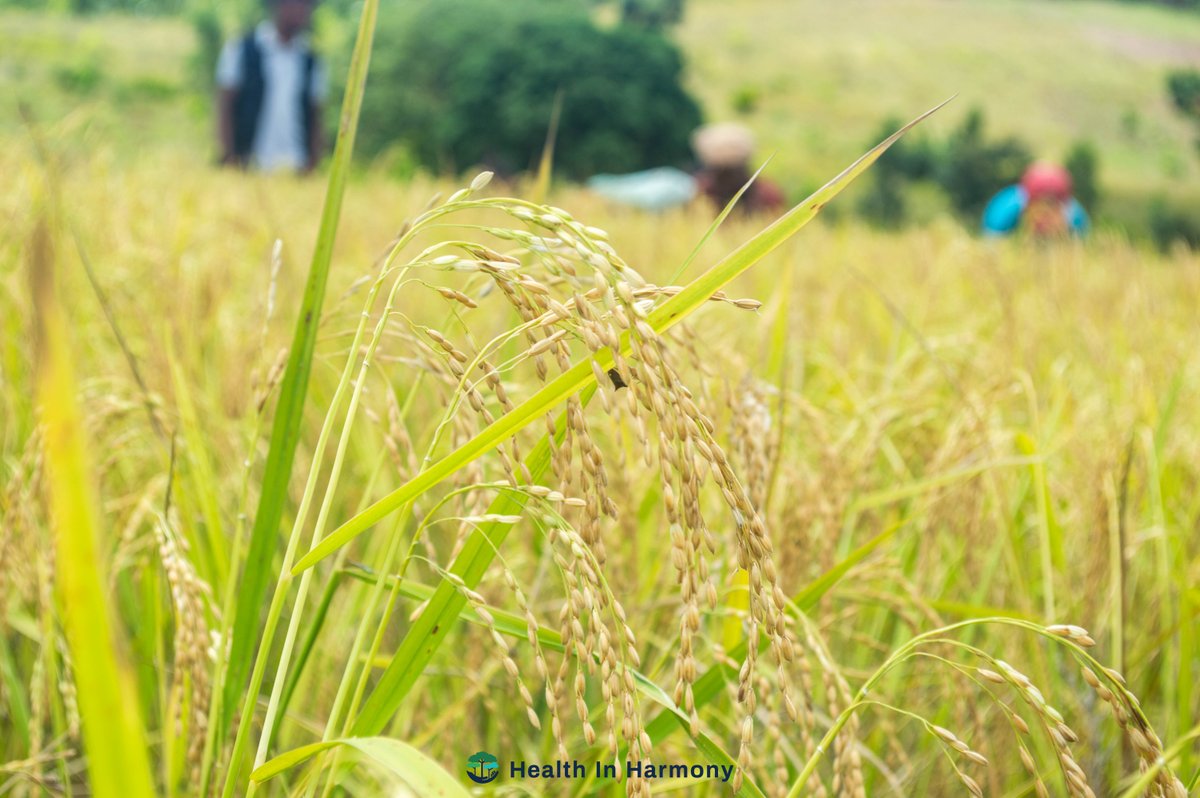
691,122,784,215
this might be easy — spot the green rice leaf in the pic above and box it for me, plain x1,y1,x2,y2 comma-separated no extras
344,569,766,797
221,0,381,727
250,737,470,797
31,211,156,798
350,392,587,735
292,100,951,576
218,0,384,790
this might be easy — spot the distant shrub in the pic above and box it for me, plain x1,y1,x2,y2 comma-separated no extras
54,59,103,93
189,8,224,92
1167,68,1200,154
1120,107,1141,140
116,75,180,102
936,108,1032,219
857,109,1031,226
1166,68,1200,119
857,172,908,228
357,0,702,179
731,85,761,116
1064,140,1101,211
620,0,684,28
857,115,936,227
1148,195,1200,250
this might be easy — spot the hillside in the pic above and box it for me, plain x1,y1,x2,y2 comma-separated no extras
679,0,1200,200
3,0,1199,207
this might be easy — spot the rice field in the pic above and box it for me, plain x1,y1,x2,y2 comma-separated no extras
3,15,1200,798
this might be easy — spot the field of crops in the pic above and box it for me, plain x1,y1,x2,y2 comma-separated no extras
4,96,1200,797
4,0,1200,793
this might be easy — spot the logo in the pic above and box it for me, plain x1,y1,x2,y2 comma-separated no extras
466,751,500,784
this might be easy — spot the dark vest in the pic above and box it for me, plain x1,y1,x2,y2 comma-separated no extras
231,32,317,162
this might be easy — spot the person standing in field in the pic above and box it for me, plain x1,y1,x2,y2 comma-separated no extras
691,122,785,215
981,162,1089,238
215,0,326,173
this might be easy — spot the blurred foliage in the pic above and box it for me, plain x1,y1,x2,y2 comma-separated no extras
1167,68,1200,154
353,0,701,178
1120,106,1141,141
856,116,935,227
1148,195,1200,248
858,109,1032,226
1064,140,1100,211
856,171,908,228
1167,68,1200,117
619,0,684,28
189,7,221,91
730,84,761,116
54,57,103,93
937,108,1032,219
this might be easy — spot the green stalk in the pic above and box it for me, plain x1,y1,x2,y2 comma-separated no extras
293,99,952,577
1142,428,1177,743
199,336,283,798
786,619,1140,796
272,451,387,737
248,272,413,787
350,389,590,736
220,0,381,727
308,507,412,798
30,205,156,798
220,265,391,797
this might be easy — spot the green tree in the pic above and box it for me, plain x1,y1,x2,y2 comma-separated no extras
355,0,701,179
1064,140,1100,211
856,115,935,227
1149,195,1200,250
1167,68,1200,118
936,107,1031,219
620,0,684,28
1167,68,1200,154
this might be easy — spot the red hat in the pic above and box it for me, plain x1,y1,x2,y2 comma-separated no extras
1021,163,1072,201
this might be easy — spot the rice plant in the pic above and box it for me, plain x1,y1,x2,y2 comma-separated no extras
2,3,1199,797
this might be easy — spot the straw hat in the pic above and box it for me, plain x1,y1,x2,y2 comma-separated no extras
692,123,755,169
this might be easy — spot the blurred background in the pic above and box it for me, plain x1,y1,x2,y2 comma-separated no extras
3,0,1200,247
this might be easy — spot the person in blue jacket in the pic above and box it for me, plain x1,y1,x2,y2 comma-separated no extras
982,163,1089,237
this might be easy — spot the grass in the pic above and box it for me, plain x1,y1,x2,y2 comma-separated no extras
2,2,1200,796
4,122,1200,793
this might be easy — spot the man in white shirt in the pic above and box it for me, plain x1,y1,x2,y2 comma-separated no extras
215,0,327,173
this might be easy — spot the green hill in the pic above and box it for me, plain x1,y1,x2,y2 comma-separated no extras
678,0,1200,202
4,0,1199,219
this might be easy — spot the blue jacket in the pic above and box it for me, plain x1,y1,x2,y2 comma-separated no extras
982,184,1089,236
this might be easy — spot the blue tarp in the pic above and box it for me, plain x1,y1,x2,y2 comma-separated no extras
586,167,697,211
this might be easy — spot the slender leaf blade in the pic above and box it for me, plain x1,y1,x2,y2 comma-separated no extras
293,100,952,576
31,212,156,798
351,392,587,734
348,571,765,797
251,737,470,797
222,0,381,721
